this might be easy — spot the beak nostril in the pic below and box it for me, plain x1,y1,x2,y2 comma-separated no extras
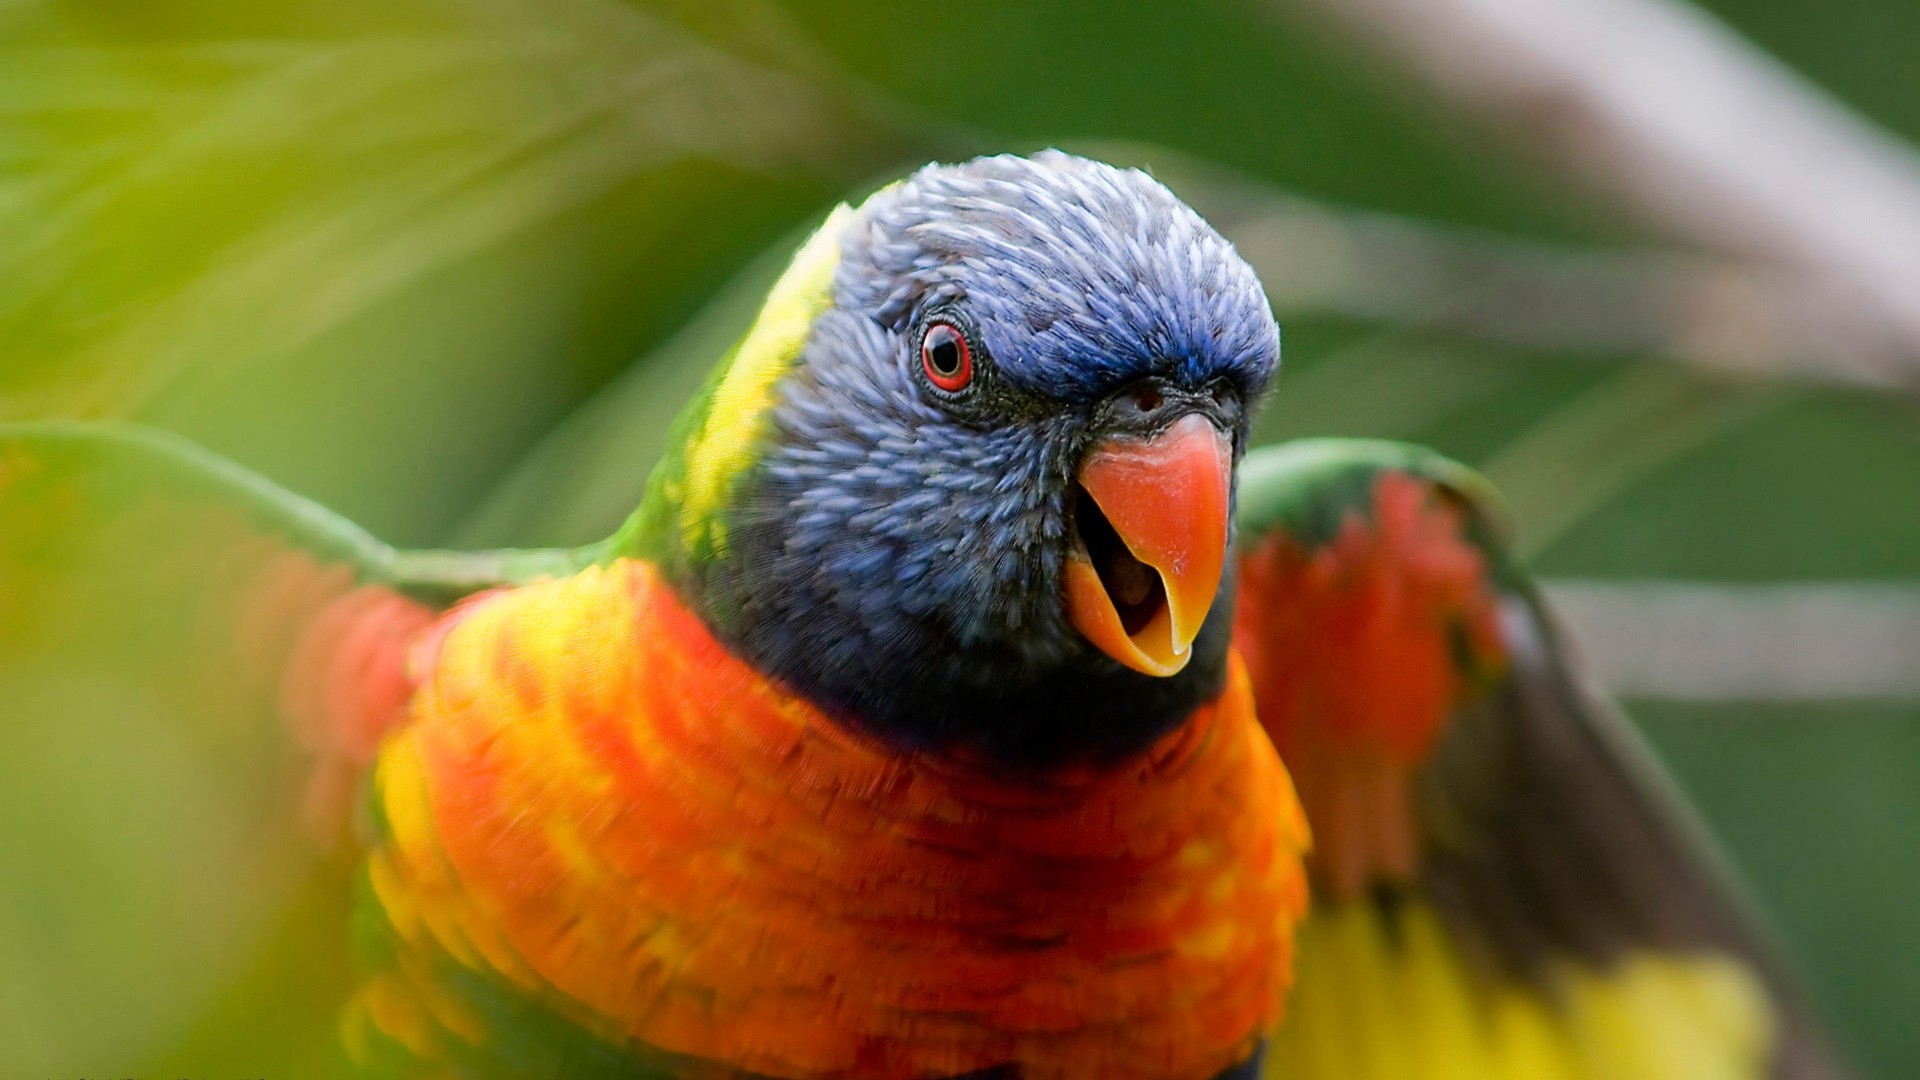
1130,386,1163,414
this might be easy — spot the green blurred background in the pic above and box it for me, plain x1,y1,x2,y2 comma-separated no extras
2,0,1916,1075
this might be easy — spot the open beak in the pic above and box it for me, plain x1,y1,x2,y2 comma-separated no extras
1064,413,1232,677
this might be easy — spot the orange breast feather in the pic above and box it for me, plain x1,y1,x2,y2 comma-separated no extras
365,560,1308,1080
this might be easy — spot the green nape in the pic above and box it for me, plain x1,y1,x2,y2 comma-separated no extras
602,202,858,581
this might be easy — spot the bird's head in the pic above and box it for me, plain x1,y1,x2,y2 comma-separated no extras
626,151,1280,765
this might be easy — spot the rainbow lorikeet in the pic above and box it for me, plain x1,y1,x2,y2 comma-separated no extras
0,152,1840,1078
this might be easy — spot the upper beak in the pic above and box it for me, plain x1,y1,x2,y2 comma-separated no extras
1064,412,1232,677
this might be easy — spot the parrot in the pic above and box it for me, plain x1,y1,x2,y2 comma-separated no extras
0,151,1841,1079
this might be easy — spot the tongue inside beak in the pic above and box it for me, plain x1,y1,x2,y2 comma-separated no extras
1065,413,1232,677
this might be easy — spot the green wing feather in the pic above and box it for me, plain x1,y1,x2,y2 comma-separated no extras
1,419,592,594
1233,439,1844,1080
0,420,599,1076
0,421,590,816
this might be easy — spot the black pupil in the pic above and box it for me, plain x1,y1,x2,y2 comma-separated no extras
927,328,963,376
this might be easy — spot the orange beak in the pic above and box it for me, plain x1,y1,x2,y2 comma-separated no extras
1064,413,1232,677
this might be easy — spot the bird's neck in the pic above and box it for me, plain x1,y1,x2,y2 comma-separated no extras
669,535,1240,770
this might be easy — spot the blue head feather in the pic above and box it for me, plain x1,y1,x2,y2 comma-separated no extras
843,151,1279,399
686,151,1280,765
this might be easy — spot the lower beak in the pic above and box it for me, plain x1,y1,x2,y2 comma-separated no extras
1064,413,1232,677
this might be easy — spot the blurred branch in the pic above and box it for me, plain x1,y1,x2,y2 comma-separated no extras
1547,581,1920,701
1267,0,1920,390
1219,196,1919,391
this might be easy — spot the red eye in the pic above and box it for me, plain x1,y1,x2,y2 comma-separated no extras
921,321,973,392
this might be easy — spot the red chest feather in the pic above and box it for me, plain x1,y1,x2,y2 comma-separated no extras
367,560,1308,1080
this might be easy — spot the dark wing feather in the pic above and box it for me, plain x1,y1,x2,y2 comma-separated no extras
1234,438,1844,1079
1426,593,1841,1078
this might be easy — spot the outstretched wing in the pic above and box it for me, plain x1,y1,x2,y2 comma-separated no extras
1233,439,1842,1080
0,422,592,837
0,421,587,1074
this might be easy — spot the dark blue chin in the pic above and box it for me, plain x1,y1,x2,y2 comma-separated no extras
679,527,1239,771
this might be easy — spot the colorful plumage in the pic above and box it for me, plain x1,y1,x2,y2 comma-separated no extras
353,561,1301,1078
1230,443,1839,1078
0,152,1841,1078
